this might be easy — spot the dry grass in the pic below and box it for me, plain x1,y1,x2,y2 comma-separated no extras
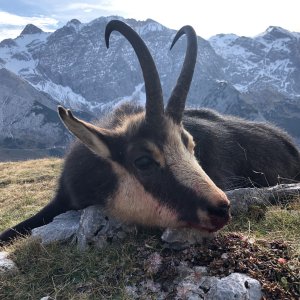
0,158,299,299
0,158,62,231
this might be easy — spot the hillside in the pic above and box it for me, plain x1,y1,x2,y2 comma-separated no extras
0,158,299,299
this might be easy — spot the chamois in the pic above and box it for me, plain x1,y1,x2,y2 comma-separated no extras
0,20,230,244
1,20,300,245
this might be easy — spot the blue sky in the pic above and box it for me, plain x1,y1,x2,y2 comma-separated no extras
1,0,300,41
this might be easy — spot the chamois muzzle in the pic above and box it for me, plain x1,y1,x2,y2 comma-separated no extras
209,202,231,231
205,185,231,231
196,191,231,232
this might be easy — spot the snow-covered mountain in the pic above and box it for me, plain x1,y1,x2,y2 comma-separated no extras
0,17,299,160
209,26,300,96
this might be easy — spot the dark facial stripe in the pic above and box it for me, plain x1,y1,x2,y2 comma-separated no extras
133,165,224,223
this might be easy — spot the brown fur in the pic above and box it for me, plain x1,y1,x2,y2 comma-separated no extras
163,118,229,207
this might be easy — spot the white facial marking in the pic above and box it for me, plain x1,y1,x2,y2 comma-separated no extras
108,161,184,228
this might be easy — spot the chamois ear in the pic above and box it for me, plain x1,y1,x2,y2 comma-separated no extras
58,106,112,158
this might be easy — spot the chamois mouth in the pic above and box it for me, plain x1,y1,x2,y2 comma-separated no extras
186,222,217,233
186,216,230,233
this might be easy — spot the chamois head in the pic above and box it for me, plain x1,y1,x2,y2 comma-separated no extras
58,20,230,232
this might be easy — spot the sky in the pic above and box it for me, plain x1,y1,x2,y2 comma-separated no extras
0,0,300,41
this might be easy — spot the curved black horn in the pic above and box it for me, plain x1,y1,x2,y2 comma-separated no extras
105,20,164,123
166,26,198,124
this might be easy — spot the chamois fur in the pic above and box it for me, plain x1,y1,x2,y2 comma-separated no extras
183,109,300,189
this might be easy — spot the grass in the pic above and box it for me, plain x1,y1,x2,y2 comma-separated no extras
1,237,146,299
0,158,61,231
0,158,299,299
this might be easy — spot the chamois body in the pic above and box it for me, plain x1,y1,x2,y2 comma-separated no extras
183,109,300,189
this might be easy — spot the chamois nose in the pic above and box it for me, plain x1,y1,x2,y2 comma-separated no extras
210,202,231,230
218,202,231,217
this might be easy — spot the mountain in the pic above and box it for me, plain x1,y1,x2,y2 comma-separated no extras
209,26,300,96
0,68,93,161
0,17,247,111
0,17,299,160
209,26,300,145
0,68,65,160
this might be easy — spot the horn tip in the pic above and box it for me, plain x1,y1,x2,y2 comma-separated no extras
57,105,68,119
57,105,66,114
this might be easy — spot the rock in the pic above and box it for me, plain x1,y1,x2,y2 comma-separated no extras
0,68,70,160
175,265,219,299
76,205,135,250
124,266,262,299
221,252,229,259
32,211,81,244
20,24,43,35
124,285,139,298
177,276,219,299
226,183,300,215
161,227,214,249
207,273,262,300
30,205,135,248
0,251,19,276
175,268,262,300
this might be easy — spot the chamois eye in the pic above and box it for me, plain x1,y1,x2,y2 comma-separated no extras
134,156,157,171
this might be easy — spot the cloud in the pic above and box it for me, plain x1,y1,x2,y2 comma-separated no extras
54,1,123,22
0,29,23,41
0,11,58,29
0,11,59,41
1,0,299,41
65,2,112,11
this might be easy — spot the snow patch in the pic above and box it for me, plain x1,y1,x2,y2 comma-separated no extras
0,31,49,74
33,80,96,111
92,83,146,115
210,27,298,96
209,34,238,49
115,83,146,107
137,21,164,35
65,19,83,33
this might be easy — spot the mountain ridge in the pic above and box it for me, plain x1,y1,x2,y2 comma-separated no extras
0,16,299,160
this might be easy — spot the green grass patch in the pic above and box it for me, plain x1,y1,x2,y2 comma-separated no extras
225,201,300,257
1,231,162,300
